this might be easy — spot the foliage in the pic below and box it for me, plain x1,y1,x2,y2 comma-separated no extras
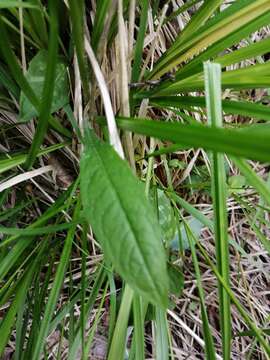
0,1,270,359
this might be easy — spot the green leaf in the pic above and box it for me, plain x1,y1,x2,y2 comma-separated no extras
171,217,204,251
228,175,246,194
150,0,270,78
80,130,168,308
20,50,69,122
108,285,134,360
150,188,176,244
25,0,61,169
99,116,270,163
155,307,169,360
0,1,38,8
68,0,90,100
32,199,81,360
0,262,36,356
131,0,148,83
183,220,216,360
0,142,68,175
167,263,184,297
204,62,231,359
150,96,270,122
236,328,270,338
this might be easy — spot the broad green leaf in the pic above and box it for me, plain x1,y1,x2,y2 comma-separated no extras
171,217,204,251
150,188,176,244
80,130,168,308
167,263,184,297
20,50,69,122
228,175,246,194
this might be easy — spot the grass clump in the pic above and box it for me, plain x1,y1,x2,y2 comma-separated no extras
0,1,270,359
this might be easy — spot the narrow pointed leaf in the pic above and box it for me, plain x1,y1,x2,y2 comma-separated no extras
97,116,270,163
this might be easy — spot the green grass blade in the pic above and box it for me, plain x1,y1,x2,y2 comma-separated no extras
27,0,48,46
25,0,59,168
183,220,216,360
204,62,231,360
108,284,134,360
133,294,145,360
0,1,38,9
67,263,106,359
91,0,112,52
0,265,35,356
32,199,81,360
83,284,109,359
196,241,270,357
164,0,203,24
131,0,148,83
231,157,270,208
98,116,270,163
150,96,270,122
175,0,223,44
173,11,270,81
68,0,89,100
155,308,169,360
0,222,79,236
150,0,270,78
0,16,40,110
148,62,270,95
217,36,270,68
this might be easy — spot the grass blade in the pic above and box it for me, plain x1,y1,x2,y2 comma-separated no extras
231,157,270,207
155,308,169,360
204,62,231,359
183,220,217,360
32,199,80,360
25,0,59,168
130,0,148,84
133,294,145,360
97,116,270,163
108,285,134,360
68,0,89,100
